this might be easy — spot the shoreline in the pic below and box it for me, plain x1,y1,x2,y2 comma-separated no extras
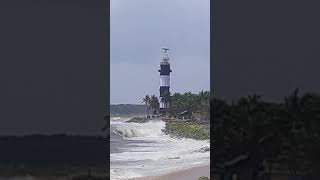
111,117,210,180
130,164,210,180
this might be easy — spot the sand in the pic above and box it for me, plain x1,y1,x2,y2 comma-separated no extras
131,164,210,180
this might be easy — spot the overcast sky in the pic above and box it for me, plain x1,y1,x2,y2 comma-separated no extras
111,0,210,104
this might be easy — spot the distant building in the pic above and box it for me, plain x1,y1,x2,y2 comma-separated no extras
178,110,193,120
146,114,160,119
158,48,172,115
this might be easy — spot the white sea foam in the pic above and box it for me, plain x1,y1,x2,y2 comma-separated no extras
110,117,131,125
112,120,164,138
111,117,121,120
110,117,210,180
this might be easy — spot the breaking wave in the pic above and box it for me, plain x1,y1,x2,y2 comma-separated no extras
112,120,165,138
110,117,210,180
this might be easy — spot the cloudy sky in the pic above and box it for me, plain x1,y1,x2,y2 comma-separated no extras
111,0,210,104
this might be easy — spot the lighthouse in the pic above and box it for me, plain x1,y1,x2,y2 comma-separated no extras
158,48,172,115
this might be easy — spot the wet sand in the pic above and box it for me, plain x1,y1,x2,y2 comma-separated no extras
131,164,210,180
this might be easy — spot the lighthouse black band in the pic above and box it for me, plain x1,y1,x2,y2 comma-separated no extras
158,64,172,75
159,86,170,97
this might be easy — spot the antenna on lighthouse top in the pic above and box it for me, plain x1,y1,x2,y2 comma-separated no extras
162,47,170,53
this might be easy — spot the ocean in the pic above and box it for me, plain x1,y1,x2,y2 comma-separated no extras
110,117,210,180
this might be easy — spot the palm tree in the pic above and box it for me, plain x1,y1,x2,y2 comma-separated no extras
142,95,151,115
169,93,183,117
150,95,159,114
198,90,210,121
211,90,320,179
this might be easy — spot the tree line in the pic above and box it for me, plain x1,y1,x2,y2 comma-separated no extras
142,90,210,120
212,88,320,179
110,104,147,116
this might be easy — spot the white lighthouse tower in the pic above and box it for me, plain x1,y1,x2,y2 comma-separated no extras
158,48,172,115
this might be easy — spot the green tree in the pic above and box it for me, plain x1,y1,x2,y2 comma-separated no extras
142,95,151,115
150,95,159,114
198,90,210,121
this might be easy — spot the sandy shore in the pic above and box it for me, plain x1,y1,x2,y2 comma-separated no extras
131,164,210,180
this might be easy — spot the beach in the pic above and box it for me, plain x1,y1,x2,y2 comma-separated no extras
110,117,210,180
131,165,210,180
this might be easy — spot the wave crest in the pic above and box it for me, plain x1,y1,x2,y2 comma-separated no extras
112,120,165,138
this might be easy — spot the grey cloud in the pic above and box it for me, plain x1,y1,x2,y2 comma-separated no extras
111,0,210,104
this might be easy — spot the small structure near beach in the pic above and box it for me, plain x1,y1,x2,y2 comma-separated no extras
178,110,193,120
146,114,160,119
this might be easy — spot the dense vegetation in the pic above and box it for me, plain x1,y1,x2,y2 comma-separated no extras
110,104,147,116
169,91,210,120
198,176,210,180
213,89,320,179
143,90,210,120
126,116,148,123
142,95,160,114
164,121,210,140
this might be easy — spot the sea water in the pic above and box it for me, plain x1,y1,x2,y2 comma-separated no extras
110,117,210,180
